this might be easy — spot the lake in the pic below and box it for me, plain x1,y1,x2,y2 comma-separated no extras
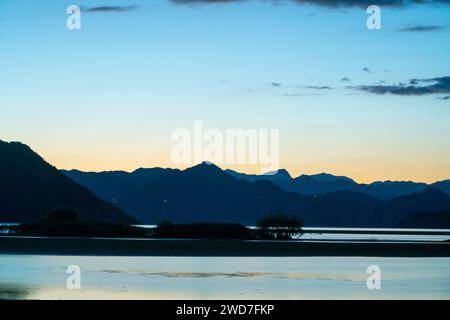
0,255,449,299
3,223,450,241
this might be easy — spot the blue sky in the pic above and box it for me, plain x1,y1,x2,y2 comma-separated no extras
0,0,449,182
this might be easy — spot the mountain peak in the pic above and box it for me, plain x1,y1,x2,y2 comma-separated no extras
421,186,448,197
306,173,354,183
184,162,223,174
262,169,292,179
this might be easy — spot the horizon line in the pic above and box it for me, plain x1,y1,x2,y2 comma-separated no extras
58,161,449,185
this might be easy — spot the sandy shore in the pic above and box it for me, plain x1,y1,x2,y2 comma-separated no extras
0,236,449,257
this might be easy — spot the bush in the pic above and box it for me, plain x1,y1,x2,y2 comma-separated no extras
154,222,254,239
13,208,149,238
41,208,80,222
256,214,303,240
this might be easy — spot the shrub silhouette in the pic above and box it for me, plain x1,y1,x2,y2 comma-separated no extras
256,214,303,239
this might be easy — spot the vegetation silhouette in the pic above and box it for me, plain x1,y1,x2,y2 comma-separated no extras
154,221,255,240
154,215,303,240
13,208,148,238
256,214,303,240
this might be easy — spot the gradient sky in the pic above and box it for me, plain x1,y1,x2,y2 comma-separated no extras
1,0,449,183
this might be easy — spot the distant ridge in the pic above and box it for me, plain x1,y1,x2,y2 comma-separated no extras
6,141,447,228
226,168,442,199
64,165,449,200
64,162,450,227
397,209,450,229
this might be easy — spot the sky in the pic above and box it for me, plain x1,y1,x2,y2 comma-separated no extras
0,0,449,183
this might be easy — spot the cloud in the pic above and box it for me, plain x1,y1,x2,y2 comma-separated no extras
399,24,446,32
170,0,450,8
351,76,450,96
438,95,450,100
270,82,282,87
302,85,333,90
282,93,321,97
341,77,351,82
362,67,371,73
282,93,300,97
81,5,139,13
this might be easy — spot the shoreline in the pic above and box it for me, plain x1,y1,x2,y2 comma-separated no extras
1,236,450,257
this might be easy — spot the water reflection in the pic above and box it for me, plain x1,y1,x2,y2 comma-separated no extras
1,255,449,300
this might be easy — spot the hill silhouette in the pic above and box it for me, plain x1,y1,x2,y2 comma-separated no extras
62,167,176,204
3,140,445,228
125,162,303,225
65,162,450,227
397,209,450,229
225,169,438,199
0,140,137,224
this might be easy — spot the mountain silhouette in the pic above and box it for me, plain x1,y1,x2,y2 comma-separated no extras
397,209,450,229
62,167,176,204
292,174,359,194
0,140,137,224
123,162,304,225
382,187,450,226
367,180,428,199
3,139,448,228
431,180,450,195
219,169,443,199
65,162,450,227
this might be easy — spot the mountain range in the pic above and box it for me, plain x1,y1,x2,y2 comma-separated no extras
1,139,449,228
225,169,450,199
63,162,450,227
63,167,450,204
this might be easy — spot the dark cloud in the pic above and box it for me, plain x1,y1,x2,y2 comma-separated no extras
81,5,139,13
362,67,371,73
170,0,450,8
302,85,333,90
399,24,446,32
341,77,351,82
438,95,450,100
170,0,242,4
351,76,450,96
270,82,282,87
282,93,321,97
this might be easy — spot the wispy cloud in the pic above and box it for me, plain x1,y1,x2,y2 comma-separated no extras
350,76,450,96
399,24,446,32
170,0,450,8
270,82,282,87
362,67,371,74
81,5,139,13
302,85,333,90
340,77,351,82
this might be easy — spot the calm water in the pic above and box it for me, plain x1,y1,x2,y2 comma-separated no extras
297,233,450,242
0,255,449,300
3,224,450,241
133,225,450,242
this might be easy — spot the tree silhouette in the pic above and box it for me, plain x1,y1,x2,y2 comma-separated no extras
256,214,303,239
